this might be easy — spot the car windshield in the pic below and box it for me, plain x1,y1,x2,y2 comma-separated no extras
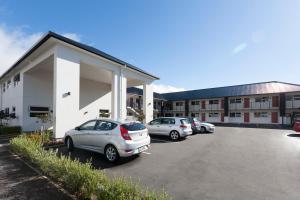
193,118,200,122
122,122,146,131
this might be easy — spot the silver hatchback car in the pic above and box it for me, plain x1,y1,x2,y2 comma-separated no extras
64,119,150,162
146,117,192,141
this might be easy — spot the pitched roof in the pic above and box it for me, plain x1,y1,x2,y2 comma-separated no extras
0,31,159,80
127,87,166,100
162,81,300,101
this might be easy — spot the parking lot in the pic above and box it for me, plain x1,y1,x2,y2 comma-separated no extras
58,127,300,200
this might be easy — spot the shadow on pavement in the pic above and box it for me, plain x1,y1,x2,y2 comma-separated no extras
55,146,140,170
287,133,300,138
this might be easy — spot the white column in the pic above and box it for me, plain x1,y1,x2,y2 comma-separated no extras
53,49,80,138
111,70,127,121
120,72,127,121
143,83,153,123
111,72,119,120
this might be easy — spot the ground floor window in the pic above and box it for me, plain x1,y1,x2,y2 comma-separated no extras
29,106,49,117
229,112,241,118
165,113,173,117
209,112,219,117
175,113,183,117
254,112,268,118
191,113,199,117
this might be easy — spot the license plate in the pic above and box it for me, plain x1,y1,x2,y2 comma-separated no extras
138,145,148,152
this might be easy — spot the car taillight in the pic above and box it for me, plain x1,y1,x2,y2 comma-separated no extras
180,124,188,128
120,125,132,140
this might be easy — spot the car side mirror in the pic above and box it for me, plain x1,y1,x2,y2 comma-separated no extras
75,126,80,131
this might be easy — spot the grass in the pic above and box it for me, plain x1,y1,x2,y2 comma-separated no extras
10,135,170,200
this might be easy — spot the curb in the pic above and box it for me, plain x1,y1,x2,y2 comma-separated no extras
8,150,77,200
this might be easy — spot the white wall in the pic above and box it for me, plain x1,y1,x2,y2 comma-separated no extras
23,70,53,131
0,75,23,127
79,78,111,123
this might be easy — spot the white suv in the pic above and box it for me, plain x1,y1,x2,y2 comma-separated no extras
64,119,150,162
146,117,192,141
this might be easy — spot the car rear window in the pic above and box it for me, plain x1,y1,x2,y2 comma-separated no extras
180,119,190,125
122,122,146,131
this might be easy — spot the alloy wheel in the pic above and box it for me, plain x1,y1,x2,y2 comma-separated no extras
170,131,179,140
106,146,117,162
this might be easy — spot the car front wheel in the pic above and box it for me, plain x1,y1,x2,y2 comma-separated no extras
66,137,74,151
170,130,180,141
105,145,119,162
200,126,206,133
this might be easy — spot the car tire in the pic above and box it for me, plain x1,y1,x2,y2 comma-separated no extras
200,126,206,133
66,137,74,151
169,130,180,141
105,145,120,163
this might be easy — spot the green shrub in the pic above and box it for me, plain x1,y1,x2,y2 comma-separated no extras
10,136,169,200
0,126,21,134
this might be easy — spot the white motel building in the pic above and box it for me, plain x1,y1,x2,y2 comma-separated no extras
1,32,300,138
0,32,158,138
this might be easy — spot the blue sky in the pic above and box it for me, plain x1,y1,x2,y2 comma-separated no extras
0,0,300,93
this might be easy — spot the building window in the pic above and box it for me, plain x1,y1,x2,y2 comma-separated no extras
254,112,268,118
13,74,20,86
209,112,219,117
294,95,300,101
12,106,16,113
175,113,183,117
209,100,219,104
2,83,5,92
255,96,269,102
191,101,200,105
99,109,110,118
29,106,49,117
175,102,184,106
229,98,242,104
7,79,11,89
286,95,293,101
230,112,241,118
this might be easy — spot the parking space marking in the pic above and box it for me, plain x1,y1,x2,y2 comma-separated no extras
142,152,151,155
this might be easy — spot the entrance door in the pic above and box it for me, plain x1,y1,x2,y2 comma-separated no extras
271,112,278,123
221,113,224,122
244,112,250,123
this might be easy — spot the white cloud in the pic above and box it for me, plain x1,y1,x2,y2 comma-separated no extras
232,42,247,55
62,33,81,42
137,84,186,93
0,25,80,75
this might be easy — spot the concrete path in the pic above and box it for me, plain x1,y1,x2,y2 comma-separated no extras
0,134,73,200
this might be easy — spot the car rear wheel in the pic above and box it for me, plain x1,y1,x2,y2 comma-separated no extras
66,137,74,151
105,145,119,162
200,126,206,133
170,130,180,141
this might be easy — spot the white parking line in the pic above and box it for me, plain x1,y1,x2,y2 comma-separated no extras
142,152,151,155
0,143,9,147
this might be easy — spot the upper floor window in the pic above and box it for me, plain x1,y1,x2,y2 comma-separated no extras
13,73,20,86
255,96,269,102
7,80,11,89
294,95,300,101
191,101,200,105
175,102,184,106
209,100,219,104
2,83,5,92
230,98,242,104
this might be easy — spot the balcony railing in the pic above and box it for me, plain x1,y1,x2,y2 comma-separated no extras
229,101,275,110
190,105,200,111
199,104,222,110
286,100,300,109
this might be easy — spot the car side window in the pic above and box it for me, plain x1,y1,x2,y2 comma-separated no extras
79,120,97,130
95,121,117,131
161,118,175,125
150,119,161,125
